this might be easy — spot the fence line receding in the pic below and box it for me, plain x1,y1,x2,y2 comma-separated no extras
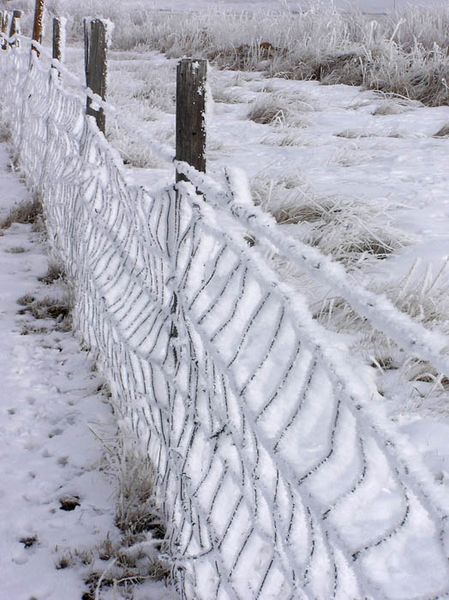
0,23,449,600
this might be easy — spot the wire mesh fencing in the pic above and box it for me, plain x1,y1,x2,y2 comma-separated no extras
1,41,449,600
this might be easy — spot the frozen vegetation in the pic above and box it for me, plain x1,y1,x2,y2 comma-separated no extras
0,143,175,599
2,0,449,598
8,0,449,105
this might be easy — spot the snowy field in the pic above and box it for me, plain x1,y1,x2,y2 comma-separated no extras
2,0,449,598
106,47,449,479
92,46,449,410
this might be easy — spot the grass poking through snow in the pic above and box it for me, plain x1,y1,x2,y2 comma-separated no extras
0,197,43,230
76,431,171,600
42,0,449,107
252,176,408,266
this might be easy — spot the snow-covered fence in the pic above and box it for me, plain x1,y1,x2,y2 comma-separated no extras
1,35,449,600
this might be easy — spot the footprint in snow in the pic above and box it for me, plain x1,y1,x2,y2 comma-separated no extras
59,495,80,511
48,428,63,438
19,535,38,549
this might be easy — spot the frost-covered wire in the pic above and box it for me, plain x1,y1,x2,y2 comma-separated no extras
176,161,449,376
5,34,176,164
1,43,449,600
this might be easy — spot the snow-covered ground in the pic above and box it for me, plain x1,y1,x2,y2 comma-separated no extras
96,48,449,303
0,144,174,599
3,1,449,595
98,48,449,493
56,42,449,595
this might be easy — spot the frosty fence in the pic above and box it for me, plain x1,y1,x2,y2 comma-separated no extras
1,34,449,600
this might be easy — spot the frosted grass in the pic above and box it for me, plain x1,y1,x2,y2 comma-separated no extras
20,0,449,107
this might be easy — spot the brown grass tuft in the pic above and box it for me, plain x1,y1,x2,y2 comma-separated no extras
0,198,42,229
38,262,65,285
433,124,449,138
248,98,288,125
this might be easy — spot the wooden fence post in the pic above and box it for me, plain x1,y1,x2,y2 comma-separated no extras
83,18,89,84
1,11,10,50
32,0,45,56
52,17,64,63
176,58,207,182
84,18,109,134
9,10,22,47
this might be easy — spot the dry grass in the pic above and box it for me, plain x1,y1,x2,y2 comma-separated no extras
0,198,42,229
212,88,243,104
304,209,403,263
276,132,305,146
17,296,69,320
335,129,403,141
433,124,449,138
252,177,407,265
17,293,72,332
51,1,449,107
46,418,171,599
109,437,168,555
247,91,312,128
389,260,449,333
131,80,175,114
38,262,65,285
73,431,171,600
13,0,449,105
372,97,420,116
23,0,449,106
114,455,162,539
261,131,309,147
5,246,27,254
317,259,449,386
247,98,289,125
336,129,373,139
0,122,11,143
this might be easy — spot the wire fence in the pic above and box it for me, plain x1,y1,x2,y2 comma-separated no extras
1,35,449,600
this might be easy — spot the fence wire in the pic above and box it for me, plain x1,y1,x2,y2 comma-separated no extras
1,43,449,600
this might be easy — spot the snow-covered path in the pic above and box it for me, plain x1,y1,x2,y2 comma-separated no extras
0,143,174,600
0,144,120,597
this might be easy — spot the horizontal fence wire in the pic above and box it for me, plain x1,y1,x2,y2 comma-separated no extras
1,33,176,163
1,42,449,600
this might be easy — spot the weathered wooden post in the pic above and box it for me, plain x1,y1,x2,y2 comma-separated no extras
52,17,64,63
176,58,207,182
9,10,22,47
1,11,10,50
170,59,207,367
84,18,109,134
1,12,10,35
32,0,45,56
